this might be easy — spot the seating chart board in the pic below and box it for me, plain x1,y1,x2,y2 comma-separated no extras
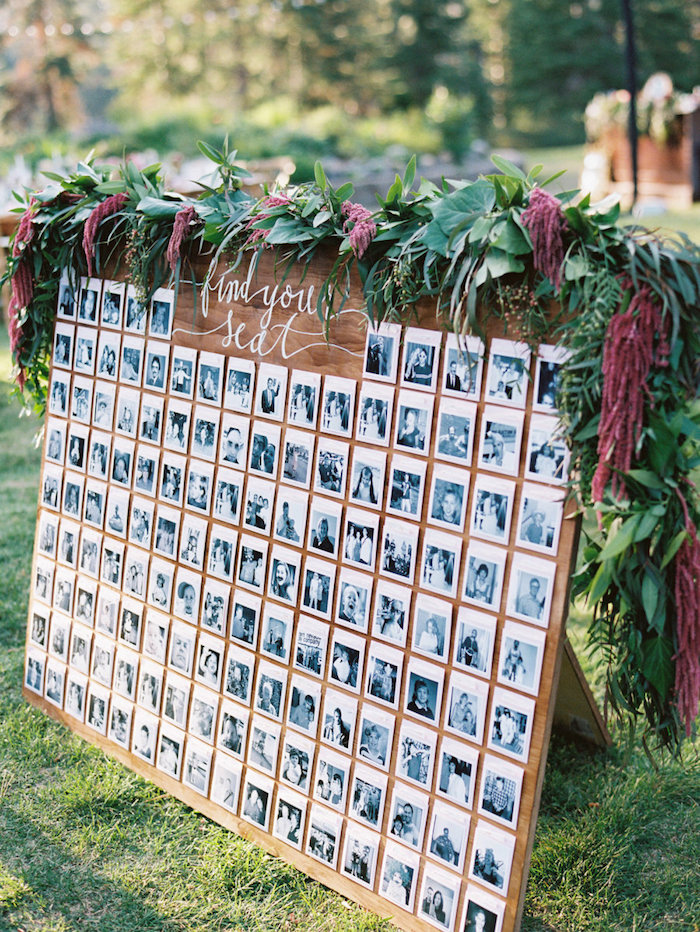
24,250,580,932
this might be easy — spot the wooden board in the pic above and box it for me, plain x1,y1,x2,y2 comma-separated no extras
23,247,587,932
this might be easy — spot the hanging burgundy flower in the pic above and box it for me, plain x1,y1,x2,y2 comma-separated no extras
673,491,700,736
521,187,568,287
166,205,199,271
341,200,376,259
6,200,38,390
244,194,292,246
82,192,129,276
591,282,670,504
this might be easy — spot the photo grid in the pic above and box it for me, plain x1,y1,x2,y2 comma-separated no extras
27,277,572,932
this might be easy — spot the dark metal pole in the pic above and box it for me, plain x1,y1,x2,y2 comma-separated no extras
620,0,638,207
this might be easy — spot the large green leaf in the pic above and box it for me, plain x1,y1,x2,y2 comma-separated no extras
264,218,314,244
597,514,642,561
641,635,674,697
137,196,183,219
490,216,531,255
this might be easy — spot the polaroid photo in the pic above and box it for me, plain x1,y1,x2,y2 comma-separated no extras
49,370,70,417
217,700,249,759
53,568,75,617
468,821,516,897
218,412,249,471
372,579,411,648
428,465,469,533
253,362,287,422
307,498,342,559
170,346,196,399
380,517,418,585
243,475,275,535
168,621,196,678
129,496,155,550
149,287,174,340
87,432,111,481
260,603,294,662
394,389,433,456
66,423,89,472
254,660,287,722
230,590,261,650
113,646,139,702
196,351,225,407
273,488,308,547
418,862,462,931
163,398,191,454
388,782,428,851
363,321,401,384
118,597,143,651
48,612,69,662
236,535,268,593
281,427,314,489
443,332,484,400
356,705,394,773
104,486,128,538
287,674,322,738
342,507,378,570
335,567,372,633
29,605,50,650
516,483,565,556
62,472,84,519
115,387,140,439
41,464,62,513
404,657,444,725
183,737,213,797
306,804,341,869
463,542,506,614
94,589,118,639
412,595,452,663
320,376,355,439
189,406,219,462
142,609,170,664
188,684,219,743
71,376,93,424
56,269,77,320
365,642,403,709
153,504,180,560
280,733,315,794
124,546,149,601
120,334,144,386
436,736,478,809
179,513,207,570
207,524,237,583
486,338,531,408
223,644,255,707
156,724,185,781
478,405,525,477
248,420,281,479
386,455,426,521
37,512,59,560
53,322,74,370
454,608,497,680
159,452,186,507
111,436,135,489
293,615,328,679
77,277,101,325
92,383,115,431
287,369,320,429
342,823,379,889
428,801,470,873
313,756,347,817
301,556,335,619
314,437,348,499
172,567,201,624
162,670,191,728
143,558,170,617
507,553,556,627
498,620,546,696
108,697,133,749
58,519,81,569
524,413,570,485
534,343,570,413
78,528,102,578
64,670,88,721
74,578,97,625
356,381,394,447
478,755,524,832
210,754,243,814
44,659,67,709
241,771,274,829
136,657,164,716
96,331,119,382
349,763,387,831
445,671,489,745
460,884,506,932
349,446,385,510
420,529,461,599
329,629,364,694
25,649,46,696
222,357,254,413
321,688,357,754
100,279,124,329
194,633,225,692
401,327,442,392
396,719,437,790
435,397,477,466
273,788,307,850
200,578,230,636
213,466,242,525
379,840,420,912
73,327,97,375
34,557,55,607
248,716,281,776
185,460,214,514
470,475,515,546
138,395,164,448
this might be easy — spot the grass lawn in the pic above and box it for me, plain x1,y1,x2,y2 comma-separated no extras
0,328,698,932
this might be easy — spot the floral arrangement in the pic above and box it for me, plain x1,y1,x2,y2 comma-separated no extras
3,143,699,753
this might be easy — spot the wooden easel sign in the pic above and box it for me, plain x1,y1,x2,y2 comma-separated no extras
24,249,604,932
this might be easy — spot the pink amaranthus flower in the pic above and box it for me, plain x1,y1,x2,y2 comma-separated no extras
6,200,38,390
521,187,568,287
341,200,376,259
82,192,129,276
166,205,199,271
673,490,700,737
244,194,292,246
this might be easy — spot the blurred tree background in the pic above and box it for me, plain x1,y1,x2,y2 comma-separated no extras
0,0,698,177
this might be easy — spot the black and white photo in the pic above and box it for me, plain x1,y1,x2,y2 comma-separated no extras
248,421,280,479
218,412,249,468
230,590,260,648
445,671,489,744
468,822,515,897
149,288,174,340
477,405,525,476
301,556,334,618
314,438,347,498
210,756,242,813
497,621,546,695
321,689,356,753
379,842,419,911
524,413,569,485
454,607,496,678
144,341,169,393
224,357,254,412
363,321,400,383
335,567,372,632
401,327,441,392
365,643,402,708
420,530,461,599
213,466,242,524
428,802,469,872
168,622,196,678
273,790,306,849
100,279,124,329
349,764,387,830
293,616,328,678
223,644,254,706
313,749,348,810
196,351,225,406
183,738,213,796
320,376,355,438
533,343,569,413
434,398,476,465
412,596,451,662
507,554,556,627
418,864,461,931
485,338,531,407
357,706,394,771
254,363,287,421
436,737,478,809
463,543,506,613
170,347,196,399
442,333,484,400
387,783,427,850
342,508,378,570
268,546,300,606
273,489,308,547
380,518,418,584
287,675,321,737
478,755,523,830
120,334,144,386
242,774,272,829
394,389,433,455
404,658,443,724
287,369,320,428
260,603,293,661
191,405,219,460
280,735,313,792
254,661,287,722
349,447,385,509
281,427,313,488
306,804,341,868
356,382,393,446
372,581,410,647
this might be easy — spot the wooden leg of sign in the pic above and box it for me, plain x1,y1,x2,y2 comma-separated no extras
552,638,611,748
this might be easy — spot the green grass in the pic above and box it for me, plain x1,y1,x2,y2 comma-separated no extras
0,327,698,932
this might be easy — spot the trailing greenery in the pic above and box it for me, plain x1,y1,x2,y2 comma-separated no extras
3,146,699,753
